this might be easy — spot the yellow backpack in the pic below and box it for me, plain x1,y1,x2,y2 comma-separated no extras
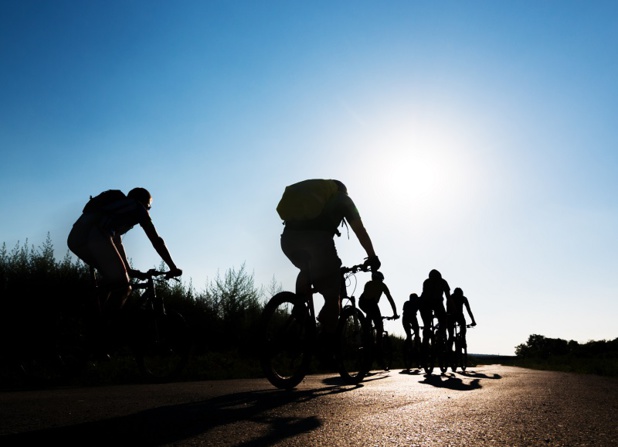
276,179,339,222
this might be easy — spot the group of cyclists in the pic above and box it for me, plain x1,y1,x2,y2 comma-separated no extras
67,179,475,368
402,269,477,357
357,267,477,370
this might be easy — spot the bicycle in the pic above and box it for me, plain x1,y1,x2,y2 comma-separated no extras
421,314,449,375
259,262,372,390
449,322,475,373
16,268,193,384
365,315,398,371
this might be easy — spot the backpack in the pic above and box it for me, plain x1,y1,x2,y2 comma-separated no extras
82,189,127,214
276,179,339,222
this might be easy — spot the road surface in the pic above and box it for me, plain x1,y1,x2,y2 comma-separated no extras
0,365,616,446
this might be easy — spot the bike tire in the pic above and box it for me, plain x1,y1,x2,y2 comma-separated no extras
460,341,468,372
336,305,370,384
403,338,413,371
382,334,393,371
422,336,435,375
437,335,449,374
259,292,313,390
451,339,460,373
133,310,193,383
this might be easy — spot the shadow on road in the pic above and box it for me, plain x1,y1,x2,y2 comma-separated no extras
0,382,357,446
461,370,502,380
419,372,483,391
418,371,502,391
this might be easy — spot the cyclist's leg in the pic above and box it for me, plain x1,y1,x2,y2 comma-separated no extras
84,229,131,346
420,308,432,349
281,229,340,331
299,234,341,335
459,315,467,347
411,316,420,341
446,313,456,352
435,303,447,341
281,229,340,365
402,317,412,340
362,305,384,365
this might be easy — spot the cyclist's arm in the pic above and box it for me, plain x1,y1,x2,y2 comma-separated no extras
348,218,376,258
464,298,477,325
382,283,399,317
140,220,182,275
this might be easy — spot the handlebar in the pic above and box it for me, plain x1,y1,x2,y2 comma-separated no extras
131,269,182,281
382,315,400,321
340,263,371,274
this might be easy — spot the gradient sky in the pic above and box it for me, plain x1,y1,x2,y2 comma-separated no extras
2,1,617,355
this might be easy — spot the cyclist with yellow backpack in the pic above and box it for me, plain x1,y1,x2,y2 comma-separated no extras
277,179,381,338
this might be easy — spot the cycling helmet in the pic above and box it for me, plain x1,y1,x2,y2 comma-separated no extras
128,187,152,210
372,271,384,281
429,269,442,280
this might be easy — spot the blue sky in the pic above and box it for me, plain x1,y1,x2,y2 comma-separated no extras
1,1,617,355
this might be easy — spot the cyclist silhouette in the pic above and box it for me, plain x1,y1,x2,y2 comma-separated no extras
419,269,450,346
279,179,381,336
447,287,477,351
358,271,399,369
67,187,182,352
402,292,422,342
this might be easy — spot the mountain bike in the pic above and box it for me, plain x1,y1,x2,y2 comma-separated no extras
259,262,372,390
422,315,449,375
450,322,475,373
365,316,398,371
16,268,193,385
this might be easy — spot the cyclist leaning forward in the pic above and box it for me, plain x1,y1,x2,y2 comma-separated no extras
279,179,381,347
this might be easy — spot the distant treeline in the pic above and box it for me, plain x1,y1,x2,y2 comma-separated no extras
513,334,618,377
2,235,616,383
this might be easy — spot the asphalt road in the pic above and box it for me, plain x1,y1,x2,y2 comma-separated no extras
0,365,616,446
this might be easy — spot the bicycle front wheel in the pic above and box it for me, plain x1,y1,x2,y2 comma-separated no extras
437,335,449,374
422,337,435,375
336,306,370,384
460,339,468,372
403,338,413,371
259,292,313,390
133,310,193,382
382,334,393,371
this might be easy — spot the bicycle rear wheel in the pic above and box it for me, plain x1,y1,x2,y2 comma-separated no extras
336,306,370,384
259,292,313,390
133,310,193,382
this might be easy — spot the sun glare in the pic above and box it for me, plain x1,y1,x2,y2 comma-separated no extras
356,121,483,223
